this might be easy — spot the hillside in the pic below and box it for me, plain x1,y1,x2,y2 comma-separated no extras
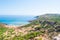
0,14,60,40
36,14,60,22
28,14,60,40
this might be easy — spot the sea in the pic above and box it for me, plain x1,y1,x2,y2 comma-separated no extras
0,15,36,26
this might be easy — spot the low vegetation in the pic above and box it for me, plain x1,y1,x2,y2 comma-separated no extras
0,14,60,40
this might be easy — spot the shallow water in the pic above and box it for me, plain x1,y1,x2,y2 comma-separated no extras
0,15,36,25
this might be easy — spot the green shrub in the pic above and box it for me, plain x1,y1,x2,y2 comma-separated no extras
23,31,43,40
0,27,7,34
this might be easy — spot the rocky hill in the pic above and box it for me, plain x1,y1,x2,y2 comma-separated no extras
0,14,60,40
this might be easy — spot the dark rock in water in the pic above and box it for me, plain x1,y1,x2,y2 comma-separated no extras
0,23,7,25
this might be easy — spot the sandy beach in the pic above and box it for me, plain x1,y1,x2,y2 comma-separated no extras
5,25,19,28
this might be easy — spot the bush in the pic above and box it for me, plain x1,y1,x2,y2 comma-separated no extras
23,31,43,40
0,26,7,34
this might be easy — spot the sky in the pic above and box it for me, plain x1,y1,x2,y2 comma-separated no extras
0,0,60,16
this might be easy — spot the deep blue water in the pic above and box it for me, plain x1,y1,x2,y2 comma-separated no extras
0,15,36,25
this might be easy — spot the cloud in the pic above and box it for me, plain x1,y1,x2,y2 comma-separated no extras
0,9,60,16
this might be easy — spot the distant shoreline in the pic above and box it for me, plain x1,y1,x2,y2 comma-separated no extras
0,22,29,29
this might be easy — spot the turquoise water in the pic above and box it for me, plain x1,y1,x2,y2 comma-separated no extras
0,15,36,25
